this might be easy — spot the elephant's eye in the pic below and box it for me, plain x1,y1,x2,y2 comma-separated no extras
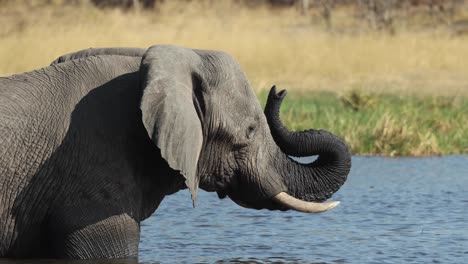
246,124,257,140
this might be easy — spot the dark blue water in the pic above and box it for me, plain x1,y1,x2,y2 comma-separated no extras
139,155,468,264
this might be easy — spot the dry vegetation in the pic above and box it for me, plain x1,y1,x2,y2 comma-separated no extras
1,0,468,96
0,0,467,155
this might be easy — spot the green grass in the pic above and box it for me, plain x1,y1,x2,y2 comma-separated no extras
257,90,468,156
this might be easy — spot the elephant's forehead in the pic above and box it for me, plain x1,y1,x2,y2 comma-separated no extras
217,93,261,129
221,83,260,110
199,51,251,94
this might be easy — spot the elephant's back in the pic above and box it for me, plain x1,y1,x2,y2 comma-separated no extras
0,55,142,178
50,47,146,65
0,55,141,136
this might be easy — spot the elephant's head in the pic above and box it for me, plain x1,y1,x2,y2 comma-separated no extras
140,45,351,213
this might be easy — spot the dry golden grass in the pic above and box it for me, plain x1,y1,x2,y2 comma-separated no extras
1,0,468,97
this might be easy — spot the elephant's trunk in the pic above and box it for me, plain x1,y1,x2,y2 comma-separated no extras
264,86,351,209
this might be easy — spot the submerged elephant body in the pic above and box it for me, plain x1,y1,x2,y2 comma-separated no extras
0,46,351,259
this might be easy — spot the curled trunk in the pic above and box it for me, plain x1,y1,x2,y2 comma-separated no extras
265,86,351,203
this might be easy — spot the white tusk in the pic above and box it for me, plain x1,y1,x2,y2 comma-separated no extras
272,192,340,213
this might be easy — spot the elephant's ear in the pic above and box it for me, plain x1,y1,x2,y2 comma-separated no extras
140,45,205,207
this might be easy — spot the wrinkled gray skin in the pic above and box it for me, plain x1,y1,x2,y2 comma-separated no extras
50,47,146,65
0,45,351,259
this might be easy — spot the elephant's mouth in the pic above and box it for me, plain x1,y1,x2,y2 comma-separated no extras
222,182,338,213
231,196,285,211
216,190,228,199
228,191,340,213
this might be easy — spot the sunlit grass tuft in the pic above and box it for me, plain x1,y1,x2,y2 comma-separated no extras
340,89,377,112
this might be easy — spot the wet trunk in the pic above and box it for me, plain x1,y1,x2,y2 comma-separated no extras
265,86,351,202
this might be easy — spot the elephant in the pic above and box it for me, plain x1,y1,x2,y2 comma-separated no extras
0,45,351,259
50,47,146,65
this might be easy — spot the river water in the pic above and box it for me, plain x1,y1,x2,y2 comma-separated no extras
1,156,466,264
139,155,468,263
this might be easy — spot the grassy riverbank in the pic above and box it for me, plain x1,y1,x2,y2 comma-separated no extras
258,90,468,156
1,1,467,156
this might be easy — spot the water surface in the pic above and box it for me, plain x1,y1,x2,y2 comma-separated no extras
140,155,468,263
1,156,466,264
